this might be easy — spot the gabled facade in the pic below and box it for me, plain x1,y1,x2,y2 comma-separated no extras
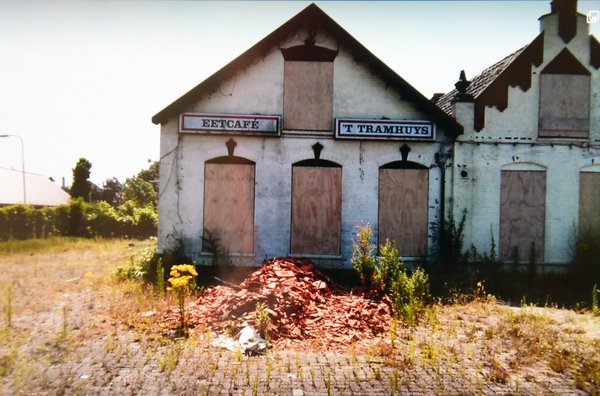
154,0,597,269
153,4,462,267
436,0,600,266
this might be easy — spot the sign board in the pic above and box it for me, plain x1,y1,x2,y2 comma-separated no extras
335,119,435,140
180,113,281,136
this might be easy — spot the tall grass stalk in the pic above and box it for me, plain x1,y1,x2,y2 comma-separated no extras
6,285,13,328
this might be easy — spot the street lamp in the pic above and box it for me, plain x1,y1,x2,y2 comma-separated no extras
0,135,26,204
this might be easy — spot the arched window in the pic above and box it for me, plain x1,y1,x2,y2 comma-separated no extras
203,156,255,253
290,159,342,255
499,168,546,261
378,161,428,256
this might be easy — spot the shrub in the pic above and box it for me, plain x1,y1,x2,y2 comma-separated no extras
351,223,431,324
134,206,158,239
351,222,377,287
86,201,121,238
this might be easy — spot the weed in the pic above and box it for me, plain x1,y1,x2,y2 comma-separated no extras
255,302,271,341
156,258,165,298
57,305,69,342
592,284,599,316
167,264,199,335
351,222,377,287
253,374,259,396
5,285,13,328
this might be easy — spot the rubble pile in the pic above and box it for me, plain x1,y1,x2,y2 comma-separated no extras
170,257,392,348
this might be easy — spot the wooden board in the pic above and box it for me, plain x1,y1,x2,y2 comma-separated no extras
539,74,590,138
499,170,546,261
378,168,429,256
283,61,333,131
579,172,600,239
291,166,341,255
204,163,255,253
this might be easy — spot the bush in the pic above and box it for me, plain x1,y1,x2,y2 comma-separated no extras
0,200,157,242
351,223,431,324
0,205,36,240
87,201,122,238
134,207,158,239
351,222,377,287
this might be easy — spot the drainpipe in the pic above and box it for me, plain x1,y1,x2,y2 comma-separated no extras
435,139,453,234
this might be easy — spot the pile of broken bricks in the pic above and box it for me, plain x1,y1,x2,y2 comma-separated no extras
165,257,393,349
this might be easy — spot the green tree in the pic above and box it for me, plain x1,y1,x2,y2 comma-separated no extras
124,162,159,208
70,158,92,202
98,177,124,206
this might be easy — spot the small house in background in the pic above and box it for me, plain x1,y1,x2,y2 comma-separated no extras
0,167,70,208
153,3,462,267
436,0,600,267
154,0,599,270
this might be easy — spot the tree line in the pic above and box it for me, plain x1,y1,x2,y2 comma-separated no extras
0,158,158,241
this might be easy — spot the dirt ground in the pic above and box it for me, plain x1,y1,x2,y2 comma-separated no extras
1,239,599,395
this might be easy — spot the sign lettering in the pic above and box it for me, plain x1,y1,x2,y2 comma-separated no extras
180,113,281,136
335,119,435,140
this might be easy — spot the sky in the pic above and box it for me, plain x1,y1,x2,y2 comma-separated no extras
1,0,600,187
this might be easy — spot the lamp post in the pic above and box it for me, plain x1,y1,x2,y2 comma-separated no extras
0,135,26,204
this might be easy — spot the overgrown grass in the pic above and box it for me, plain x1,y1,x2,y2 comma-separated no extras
0,236,116,256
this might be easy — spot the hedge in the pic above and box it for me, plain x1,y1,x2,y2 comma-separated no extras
0,199,157,241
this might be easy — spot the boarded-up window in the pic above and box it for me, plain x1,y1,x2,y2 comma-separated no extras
378,166,429,257
283,61,333,131
499,170,546,261
291,161,341,255
204,160,255,253
539,74,590,138
579,172,600,239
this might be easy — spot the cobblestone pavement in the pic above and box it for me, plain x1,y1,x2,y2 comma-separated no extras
1,317,596,396
1,241,598,395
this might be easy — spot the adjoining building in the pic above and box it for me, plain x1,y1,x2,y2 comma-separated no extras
0,167,70,208
436,0,600,268
153,0,599,270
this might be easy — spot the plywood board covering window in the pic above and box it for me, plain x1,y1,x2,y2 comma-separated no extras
291,166,341,255
284,61,333,131
539,74,590,138
378,168,429,257
499,170,546,261
204,163,255,253
579,172,600,239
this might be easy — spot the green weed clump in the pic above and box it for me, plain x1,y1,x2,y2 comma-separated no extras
351,223,430,324
351,222,377,287
254,302,271,342
115,243,157,281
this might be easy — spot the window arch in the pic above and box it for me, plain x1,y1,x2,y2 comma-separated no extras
378,161,429,256
203,156,255,253
290,159,342,255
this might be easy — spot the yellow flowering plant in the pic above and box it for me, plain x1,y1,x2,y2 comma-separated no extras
167,264,199,334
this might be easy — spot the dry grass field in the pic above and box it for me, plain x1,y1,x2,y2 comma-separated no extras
0,238,599,395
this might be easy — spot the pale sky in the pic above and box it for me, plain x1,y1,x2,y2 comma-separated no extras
1,1,599,187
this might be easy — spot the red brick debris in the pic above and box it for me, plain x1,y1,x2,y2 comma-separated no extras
168,257,393,348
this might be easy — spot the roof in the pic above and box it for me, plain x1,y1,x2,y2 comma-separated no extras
435,33,544,132
0,167,70,207
436,46,528,115
152,3,462,136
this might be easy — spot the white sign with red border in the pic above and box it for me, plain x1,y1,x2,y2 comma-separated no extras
336,119,435,140
180,113,281,136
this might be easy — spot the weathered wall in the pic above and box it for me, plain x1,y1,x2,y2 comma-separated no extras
157,29,450,267
451,11,600,265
